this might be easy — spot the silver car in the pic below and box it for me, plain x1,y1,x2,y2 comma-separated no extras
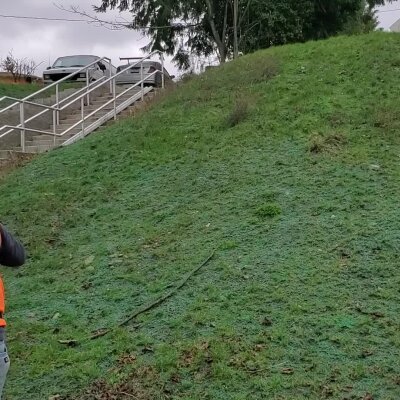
115,60,172,87
43,55,112,84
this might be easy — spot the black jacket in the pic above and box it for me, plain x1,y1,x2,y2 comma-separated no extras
0,224,26,267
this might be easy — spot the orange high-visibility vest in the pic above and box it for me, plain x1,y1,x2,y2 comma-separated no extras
0,276,6,326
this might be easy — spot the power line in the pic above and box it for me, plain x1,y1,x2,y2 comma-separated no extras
0,13,198,30
1,9,399,28
0,14,88,22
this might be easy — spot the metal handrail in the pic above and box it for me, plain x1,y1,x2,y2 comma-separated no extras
58,50,163,112
57,76,107,108
0,97,57,111
82,71,157,121
0,78,107,140
0,51,165,151
0,57,112,114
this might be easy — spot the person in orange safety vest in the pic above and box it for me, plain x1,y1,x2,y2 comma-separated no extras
0,224,25,398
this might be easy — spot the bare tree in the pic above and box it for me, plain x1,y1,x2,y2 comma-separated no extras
1,51,21,82
0,51,42,83
21,59,42,82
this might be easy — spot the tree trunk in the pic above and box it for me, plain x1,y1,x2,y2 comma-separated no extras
233,0,239,58
205,0,227,63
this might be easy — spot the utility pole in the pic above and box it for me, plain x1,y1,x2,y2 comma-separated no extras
233,0,239,59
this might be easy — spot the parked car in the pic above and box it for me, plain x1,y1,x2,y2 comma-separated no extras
43,55,114,84
115,60,173,87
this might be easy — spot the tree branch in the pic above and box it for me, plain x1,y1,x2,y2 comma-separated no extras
238,0,252,28
54,3,200,31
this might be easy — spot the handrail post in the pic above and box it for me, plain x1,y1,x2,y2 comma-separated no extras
109,59,113,94
161,53,165,89
140,61,144,101
53,109,57,146
113,78,117,120
20,102,25,152
86,71,90,106
81,97,85,138
56,84,60,125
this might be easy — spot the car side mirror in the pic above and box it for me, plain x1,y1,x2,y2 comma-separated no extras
98,62,106,72
170,75,175,79
46,66,51,70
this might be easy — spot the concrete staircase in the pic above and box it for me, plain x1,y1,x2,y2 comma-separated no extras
0,85,154,162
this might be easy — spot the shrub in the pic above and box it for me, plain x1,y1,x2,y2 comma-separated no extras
255,203,282,218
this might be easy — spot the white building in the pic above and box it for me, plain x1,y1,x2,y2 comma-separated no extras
390,18,400,32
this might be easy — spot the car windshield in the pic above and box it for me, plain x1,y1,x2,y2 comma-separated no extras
52,56,98,68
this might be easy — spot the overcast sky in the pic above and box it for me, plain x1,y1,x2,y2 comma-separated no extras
0,0,178,76
1,0,400,77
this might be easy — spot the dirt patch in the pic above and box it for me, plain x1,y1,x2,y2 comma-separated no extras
373,106,400,134
65,367,161,400
0,152,34,179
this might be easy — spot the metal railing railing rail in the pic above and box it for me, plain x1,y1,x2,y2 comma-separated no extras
0,51,165,152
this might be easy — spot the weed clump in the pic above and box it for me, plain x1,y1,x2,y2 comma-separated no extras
250,57,280,84
226,98,250,128
255,203,282,218
309,133,347,154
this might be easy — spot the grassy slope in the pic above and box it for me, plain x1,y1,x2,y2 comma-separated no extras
0,83,44,107
0,82,44,98
0,82,83,108
1,32,400,399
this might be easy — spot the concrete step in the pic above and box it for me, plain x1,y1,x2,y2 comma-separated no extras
83,106,115,114
89,101,116,108
31,133,76,141
51,117,105,132
56,117,98,126
59,109,112,124
26,138,66,146
58,94,144,118
50,123,80,132
103,92,141,100
54,128,84,137
15,144,53,154
89,94,141,105
51,116,101,129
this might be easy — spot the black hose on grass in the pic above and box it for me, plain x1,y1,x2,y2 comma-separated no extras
59,248,217,346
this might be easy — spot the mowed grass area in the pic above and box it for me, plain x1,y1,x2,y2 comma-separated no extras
1,32,400,399
0,82,44,106
0,82,83,108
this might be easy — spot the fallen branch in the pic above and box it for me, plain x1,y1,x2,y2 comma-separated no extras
59,249,217,346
